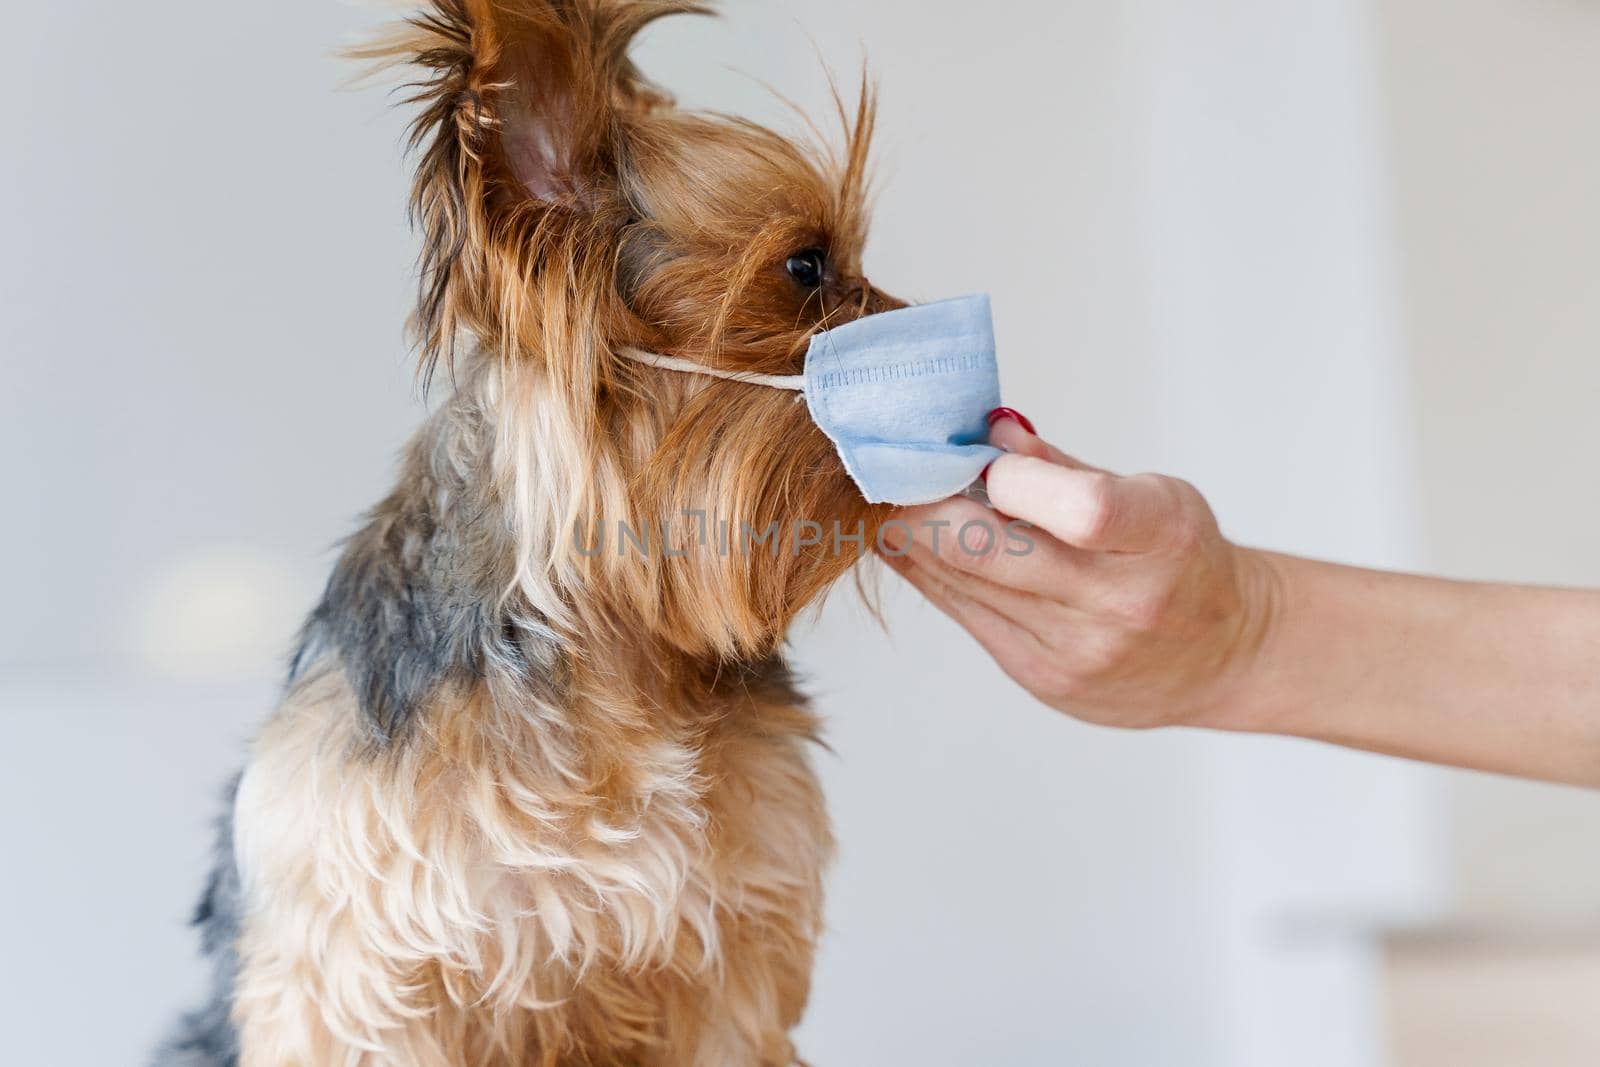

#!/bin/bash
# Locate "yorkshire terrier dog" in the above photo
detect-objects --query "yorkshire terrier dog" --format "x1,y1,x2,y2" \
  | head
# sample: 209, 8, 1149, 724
158, 1, 902, 1065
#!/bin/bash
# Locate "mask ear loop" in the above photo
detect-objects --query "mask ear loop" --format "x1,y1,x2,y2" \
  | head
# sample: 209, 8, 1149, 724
617, 347, 807, 398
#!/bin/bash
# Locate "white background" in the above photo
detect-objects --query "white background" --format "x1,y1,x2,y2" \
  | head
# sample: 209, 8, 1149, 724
5, 2, 1600, 1065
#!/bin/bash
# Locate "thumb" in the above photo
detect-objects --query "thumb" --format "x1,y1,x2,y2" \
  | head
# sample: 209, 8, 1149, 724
985, 455, 1194, 554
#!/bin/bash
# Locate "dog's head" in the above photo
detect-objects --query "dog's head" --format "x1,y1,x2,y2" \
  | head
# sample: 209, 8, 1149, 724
369, 1, 899, 661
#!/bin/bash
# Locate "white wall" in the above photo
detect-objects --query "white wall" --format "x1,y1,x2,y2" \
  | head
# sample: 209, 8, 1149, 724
1376, 0, 1600, 925
1, 0, 419, 681
4, 2, 1440, 1065
1139, 2, 1448, 1064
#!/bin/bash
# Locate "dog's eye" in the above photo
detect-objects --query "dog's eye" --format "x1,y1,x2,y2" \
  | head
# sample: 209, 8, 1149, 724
785, 248, 827, 289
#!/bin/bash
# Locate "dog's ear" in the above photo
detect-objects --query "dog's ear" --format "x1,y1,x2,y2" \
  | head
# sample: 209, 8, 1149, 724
479, 0, 703, 202
358, 0, 707, 383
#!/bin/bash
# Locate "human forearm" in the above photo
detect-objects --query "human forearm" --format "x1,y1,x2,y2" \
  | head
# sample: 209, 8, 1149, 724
1221, 551, 1600, 786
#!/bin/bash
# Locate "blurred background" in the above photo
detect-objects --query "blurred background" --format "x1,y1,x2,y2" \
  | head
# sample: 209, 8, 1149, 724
5, 0, 1600, 1063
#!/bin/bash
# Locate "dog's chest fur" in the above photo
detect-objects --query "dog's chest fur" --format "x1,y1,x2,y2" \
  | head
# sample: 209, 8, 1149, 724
222, 665, 831, 1066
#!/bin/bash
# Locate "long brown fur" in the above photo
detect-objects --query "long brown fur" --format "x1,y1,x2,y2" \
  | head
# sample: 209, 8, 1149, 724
217, 2, 903, 1064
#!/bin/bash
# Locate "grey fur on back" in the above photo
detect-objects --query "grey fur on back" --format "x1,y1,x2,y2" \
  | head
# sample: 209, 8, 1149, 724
151, 778, 242, 1067
288, 372, 559, 743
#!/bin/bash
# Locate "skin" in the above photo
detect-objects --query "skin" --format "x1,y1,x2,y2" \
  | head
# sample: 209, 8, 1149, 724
884, 414, 1600, 789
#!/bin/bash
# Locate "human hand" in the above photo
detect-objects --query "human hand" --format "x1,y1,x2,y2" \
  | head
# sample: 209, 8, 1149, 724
881, 410, 1277, 730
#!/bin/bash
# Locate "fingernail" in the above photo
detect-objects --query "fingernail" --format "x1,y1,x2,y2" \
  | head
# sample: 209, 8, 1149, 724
980, 461, 994, 484
987, 407, 1036, 435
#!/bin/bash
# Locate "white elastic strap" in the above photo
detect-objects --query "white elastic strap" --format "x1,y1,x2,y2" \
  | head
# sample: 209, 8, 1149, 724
617, 347, 805, 392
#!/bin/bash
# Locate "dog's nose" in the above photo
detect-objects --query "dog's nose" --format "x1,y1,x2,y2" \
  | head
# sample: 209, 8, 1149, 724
862, 284, 908, 315
836, 280, 906, 318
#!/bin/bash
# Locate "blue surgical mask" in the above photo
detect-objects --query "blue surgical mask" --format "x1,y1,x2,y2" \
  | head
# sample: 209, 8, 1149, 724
620, 294, 1003, 506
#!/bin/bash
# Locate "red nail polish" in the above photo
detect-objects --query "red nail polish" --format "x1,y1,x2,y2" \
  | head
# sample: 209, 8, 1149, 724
980, 461, 994, 484
986, 407, 1035, 435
